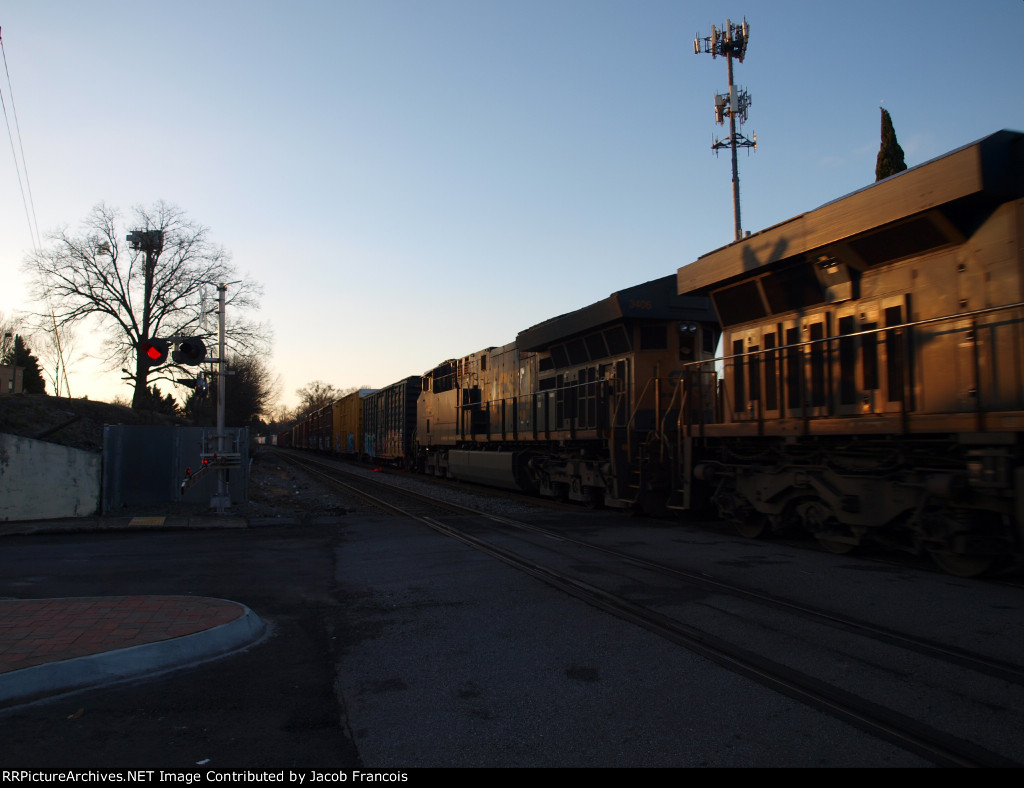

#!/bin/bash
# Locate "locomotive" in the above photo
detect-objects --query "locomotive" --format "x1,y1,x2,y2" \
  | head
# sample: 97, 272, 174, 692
674, 129, 1024, 576
415, 275, 718, 508
285, 130, 1023, 576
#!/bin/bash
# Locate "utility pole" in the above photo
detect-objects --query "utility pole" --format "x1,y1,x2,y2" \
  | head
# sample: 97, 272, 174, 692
126, 229, 164, 407
212, 282, 230, 513
694, 18, 756, 241
180, 283, 232, 512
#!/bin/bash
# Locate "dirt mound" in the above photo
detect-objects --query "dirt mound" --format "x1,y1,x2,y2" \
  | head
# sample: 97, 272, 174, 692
0, 394, 186, 453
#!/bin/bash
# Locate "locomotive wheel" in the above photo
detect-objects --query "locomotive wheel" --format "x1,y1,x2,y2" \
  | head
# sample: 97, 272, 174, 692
928, 550, 994, 578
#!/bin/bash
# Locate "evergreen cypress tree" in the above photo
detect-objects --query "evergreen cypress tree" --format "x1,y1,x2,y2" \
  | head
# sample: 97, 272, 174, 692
135, 384, 180, 415
875, 107, 907, 181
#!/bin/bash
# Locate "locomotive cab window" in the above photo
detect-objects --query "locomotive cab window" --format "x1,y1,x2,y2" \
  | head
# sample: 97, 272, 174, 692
585, 332, 609, 361
640, 325, 667, 350
604, 325, 631, 355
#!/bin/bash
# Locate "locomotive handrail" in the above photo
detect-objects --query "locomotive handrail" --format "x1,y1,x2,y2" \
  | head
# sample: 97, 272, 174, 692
677, 300, 1024, 368
625, 377, 655, 462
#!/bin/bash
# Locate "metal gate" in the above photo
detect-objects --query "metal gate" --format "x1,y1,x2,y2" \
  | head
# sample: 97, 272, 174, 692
102, 425, 249, 512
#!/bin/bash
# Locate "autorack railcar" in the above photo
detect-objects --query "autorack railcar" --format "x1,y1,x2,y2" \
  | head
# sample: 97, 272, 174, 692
672, 129, 1024, 576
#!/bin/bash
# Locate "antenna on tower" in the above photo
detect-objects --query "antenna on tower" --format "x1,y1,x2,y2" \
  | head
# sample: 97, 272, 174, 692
694, 17, 757, 241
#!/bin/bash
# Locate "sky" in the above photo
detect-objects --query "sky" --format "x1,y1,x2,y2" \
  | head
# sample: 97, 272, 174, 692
2, 0, 1023, 412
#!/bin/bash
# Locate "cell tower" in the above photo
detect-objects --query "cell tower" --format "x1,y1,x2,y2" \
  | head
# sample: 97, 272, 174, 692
694, 18, 757, 241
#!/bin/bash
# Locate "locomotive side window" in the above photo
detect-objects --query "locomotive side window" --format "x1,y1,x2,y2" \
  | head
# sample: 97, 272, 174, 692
809, 321, 826, 408
748, 344, 761, 404
764, 332, 778, 412
785, 327, 801, 411
732, 339, 745, 416
555, 374, 566, 426
838, 315, 857, 405
885, 305, 905, 403
862, 322, 879, 391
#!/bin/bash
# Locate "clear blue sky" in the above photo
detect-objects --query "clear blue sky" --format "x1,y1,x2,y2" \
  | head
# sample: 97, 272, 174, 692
2, 1, 1022, 410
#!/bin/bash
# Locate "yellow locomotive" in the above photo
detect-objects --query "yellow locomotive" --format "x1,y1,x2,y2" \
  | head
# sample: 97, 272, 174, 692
675, 130, 1024, 576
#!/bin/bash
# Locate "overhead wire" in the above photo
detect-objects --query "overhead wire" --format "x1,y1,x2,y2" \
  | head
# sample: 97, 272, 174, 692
0, 26, 71, 396
0, 26, 41, 251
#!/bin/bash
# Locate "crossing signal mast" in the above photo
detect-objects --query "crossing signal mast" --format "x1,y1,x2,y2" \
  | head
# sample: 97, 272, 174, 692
135, 284, 238, 513
694, 17, 757, 241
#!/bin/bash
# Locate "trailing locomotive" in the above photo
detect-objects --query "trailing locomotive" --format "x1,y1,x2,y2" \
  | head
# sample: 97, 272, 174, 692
416, 275, 719, 508
673, 129, 1024, 576
282, 129, 1023, 576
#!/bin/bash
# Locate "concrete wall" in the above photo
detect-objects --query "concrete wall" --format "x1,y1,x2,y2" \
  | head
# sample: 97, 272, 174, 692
0, 433, 101, 521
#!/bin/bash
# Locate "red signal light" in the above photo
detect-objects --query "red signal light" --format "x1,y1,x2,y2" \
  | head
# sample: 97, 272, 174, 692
138, 338, 169, 367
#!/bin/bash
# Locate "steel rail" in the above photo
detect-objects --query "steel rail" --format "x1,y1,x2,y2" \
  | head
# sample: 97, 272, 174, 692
274, 449, 1021, 767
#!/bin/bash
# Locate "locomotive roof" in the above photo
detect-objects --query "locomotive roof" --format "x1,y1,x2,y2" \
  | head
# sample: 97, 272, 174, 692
677, 128, 1024, 295
517, 274, 716, 352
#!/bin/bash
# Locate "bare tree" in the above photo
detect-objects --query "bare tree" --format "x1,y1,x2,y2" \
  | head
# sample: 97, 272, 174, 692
35, 317, 78, 397
295, 380, 342, 419
23, 201, 270, 408
184, 354, 280, 427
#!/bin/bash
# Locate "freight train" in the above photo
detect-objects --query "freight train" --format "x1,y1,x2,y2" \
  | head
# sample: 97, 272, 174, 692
283, 130, 1024, 576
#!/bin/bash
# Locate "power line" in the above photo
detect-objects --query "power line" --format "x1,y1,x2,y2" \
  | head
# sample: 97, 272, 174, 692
0, 27, 71, 397
0, 26, 41, 251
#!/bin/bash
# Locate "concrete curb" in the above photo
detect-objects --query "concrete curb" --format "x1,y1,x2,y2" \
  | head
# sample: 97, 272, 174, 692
0, 601, 266, 706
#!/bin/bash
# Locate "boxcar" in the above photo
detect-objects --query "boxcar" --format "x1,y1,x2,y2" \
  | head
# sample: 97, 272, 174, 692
308, 403, 334, 451
363, 377, 422, 467
332, 388, 376, 457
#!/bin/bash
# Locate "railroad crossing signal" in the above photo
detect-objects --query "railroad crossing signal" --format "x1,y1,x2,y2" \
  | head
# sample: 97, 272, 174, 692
138, 338, 169, 367
139, 336, 208, 367
172, 337, 207, 365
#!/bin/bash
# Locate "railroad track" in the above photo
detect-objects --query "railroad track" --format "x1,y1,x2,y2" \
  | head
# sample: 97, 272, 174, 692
275, 448, 1024, 767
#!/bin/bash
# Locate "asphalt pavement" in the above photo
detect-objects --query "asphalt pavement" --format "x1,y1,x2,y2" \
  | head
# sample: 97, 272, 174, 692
0, 517, 263, 706
0, 516, 361, 768
0, 509, 961, 768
